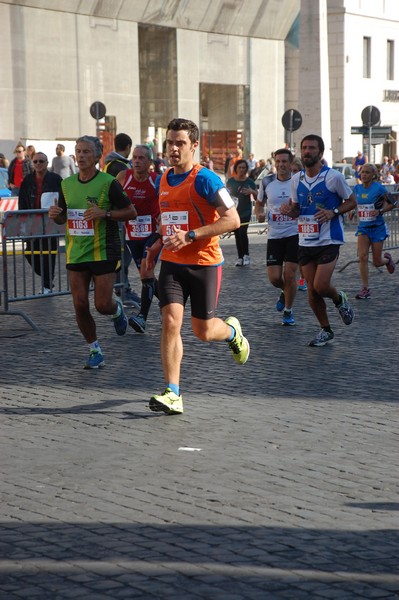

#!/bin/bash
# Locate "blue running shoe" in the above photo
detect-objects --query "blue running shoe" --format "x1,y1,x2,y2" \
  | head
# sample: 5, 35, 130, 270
336, 291, 354, 325
276, 290, 285, 312
297, 279, 307, 291
112, 297, 128, 335
84, 350, 105, 369
128, 313, 146, 333
282, 309, 296, 326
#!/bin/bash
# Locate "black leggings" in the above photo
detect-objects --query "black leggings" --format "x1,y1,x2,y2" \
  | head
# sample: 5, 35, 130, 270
234, 224, 249, 258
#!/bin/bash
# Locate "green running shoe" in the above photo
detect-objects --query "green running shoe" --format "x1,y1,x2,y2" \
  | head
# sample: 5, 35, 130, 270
225, 316, 250, 365
149, 388, 183, 415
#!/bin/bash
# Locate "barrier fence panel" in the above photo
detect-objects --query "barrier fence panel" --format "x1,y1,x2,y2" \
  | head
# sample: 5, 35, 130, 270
1, 209, 128, 330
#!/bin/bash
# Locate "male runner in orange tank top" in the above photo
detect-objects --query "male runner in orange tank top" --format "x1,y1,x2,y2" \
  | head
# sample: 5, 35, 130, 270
146, 118, 250, 415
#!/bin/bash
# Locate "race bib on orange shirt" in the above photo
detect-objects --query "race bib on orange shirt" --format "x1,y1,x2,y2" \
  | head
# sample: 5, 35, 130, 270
161, 211, 189, 241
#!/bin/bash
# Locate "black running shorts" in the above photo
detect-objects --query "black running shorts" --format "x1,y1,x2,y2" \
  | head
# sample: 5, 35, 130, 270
158, 261, 222, 320
266, 234, 299, 266
298, 244, 340, 266
66, 259, 120, 275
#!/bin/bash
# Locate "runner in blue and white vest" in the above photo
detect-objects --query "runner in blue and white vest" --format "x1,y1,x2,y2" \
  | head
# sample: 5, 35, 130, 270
280, 134, 357, 347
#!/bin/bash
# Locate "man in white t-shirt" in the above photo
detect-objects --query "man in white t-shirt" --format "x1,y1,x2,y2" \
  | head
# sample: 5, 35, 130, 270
256, 148, 298, 326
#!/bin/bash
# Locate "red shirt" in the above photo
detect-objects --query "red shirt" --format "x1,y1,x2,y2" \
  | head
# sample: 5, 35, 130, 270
13, 160, 24, 188
121, 170, 159, 241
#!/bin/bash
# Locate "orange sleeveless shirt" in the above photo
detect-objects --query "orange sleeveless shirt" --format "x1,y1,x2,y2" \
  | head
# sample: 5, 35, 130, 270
159, 164, 223, 266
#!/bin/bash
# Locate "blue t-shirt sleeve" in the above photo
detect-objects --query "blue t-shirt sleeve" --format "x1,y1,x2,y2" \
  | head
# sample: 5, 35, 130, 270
155, 174, 162, 195
194, 168, 225, 203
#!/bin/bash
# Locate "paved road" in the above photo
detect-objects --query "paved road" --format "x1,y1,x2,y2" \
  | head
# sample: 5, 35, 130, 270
1, 230, 398, 599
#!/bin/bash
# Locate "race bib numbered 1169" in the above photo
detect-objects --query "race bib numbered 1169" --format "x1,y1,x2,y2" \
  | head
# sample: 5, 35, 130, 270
161, 211, 189, 240
298, 216, 320, 241
358, 203, 375, 222
67, 209, 94, 236
125, 215, 152, 240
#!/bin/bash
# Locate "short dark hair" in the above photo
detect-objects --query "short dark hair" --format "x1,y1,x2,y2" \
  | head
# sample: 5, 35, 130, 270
167, 118, 199, 144
114, 133, 132, 152
274, 148, 293, 161
233, 159, 249, 174
300, 134, 325, 153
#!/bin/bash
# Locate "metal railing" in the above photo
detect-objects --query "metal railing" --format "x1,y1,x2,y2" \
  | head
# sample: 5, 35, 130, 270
0, 209, 128, 330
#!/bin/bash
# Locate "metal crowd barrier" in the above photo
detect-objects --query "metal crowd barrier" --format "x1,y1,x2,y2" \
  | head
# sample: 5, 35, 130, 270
220, 201, 268, 239
0, 209, 128, 330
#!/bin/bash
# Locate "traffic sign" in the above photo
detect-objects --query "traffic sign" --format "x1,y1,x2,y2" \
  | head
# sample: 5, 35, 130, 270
90, 101, 106, 120
361, 105, 380, 127
351, 126, 392, 136
282, 109, 302, 132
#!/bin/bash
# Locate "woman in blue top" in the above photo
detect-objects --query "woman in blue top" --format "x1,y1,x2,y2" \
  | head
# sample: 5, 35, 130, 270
353, 163, 396, 299
226, 159, 257, 266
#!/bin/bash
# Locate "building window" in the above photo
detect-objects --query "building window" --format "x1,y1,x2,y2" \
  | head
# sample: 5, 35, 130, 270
138, 24, 177, 143
363, 37, 371, 78
387, 40, 395, 80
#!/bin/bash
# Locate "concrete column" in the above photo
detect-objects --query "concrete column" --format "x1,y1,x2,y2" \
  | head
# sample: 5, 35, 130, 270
298, 0, 332, 165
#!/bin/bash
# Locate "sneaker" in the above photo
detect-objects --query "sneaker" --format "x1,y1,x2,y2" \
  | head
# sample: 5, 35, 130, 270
43, 287, 52, 295
297, 279, 307, 291
276, 290, 285, 312
112, 297, 128, 335
384, 252, 395, 274
128, 313, 146, 333
282, 309, 296, 326
308, 329, 335, 347
149, 388, 183, 415
235, 258, 243, 267
336, 291, 354, 325
225, 316, 250, 365
84, 350, 105, 369
243, 254, 250, 266
355, 287, 371, 299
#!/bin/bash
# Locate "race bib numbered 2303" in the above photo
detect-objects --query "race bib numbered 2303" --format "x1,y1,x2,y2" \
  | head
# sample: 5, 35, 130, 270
125, 215, 152, 240
161, 211, 189, 241
298, 216, 320, 241
67, 209, 94, 236
270, 206, 293, 224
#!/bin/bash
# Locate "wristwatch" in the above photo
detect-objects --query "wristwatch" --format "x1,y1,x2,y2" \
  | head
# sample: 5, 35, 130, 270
105, 210, 112, 219
187, 230, 196, 242
333, 208, 340, 216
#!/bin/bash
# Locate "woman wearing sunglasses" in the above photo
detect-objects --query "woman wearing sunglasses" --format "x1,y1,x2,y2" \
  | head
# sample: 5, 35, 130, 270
18, 152, 62, 293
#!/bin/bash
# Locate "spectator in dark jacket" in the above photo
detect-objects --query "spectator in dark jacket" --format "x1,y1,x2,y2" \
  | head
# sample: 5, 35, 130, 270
19, 152, 62, 293
103, 133, 132, 177
8, 143, 34, 195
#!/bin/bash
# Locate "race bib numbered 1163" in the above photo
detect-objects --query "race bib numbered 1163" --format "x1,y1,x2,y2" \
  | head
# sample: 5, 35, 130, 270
67, 208, 94, 236
298, 216, 320, 241
125, 215, 152, 240
161, 211, 189, 241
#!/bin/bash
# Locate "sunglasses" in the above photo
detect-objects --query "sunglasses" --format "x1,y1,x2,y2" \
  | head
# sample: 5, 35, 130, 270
33, 159, 46, 164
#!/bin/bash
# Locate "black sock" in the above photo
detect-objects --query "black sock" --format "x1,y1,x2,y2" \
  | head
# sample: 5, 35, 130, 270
140, 278, 155, 319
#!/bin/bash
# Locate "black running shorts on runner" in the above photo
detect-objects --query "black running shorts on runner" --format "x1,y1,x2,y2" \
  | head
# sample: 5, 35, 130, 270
266, 234, 299, 266
158, 261, 222, 320
67, 259, 120, 275
298, 244, 340, 266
